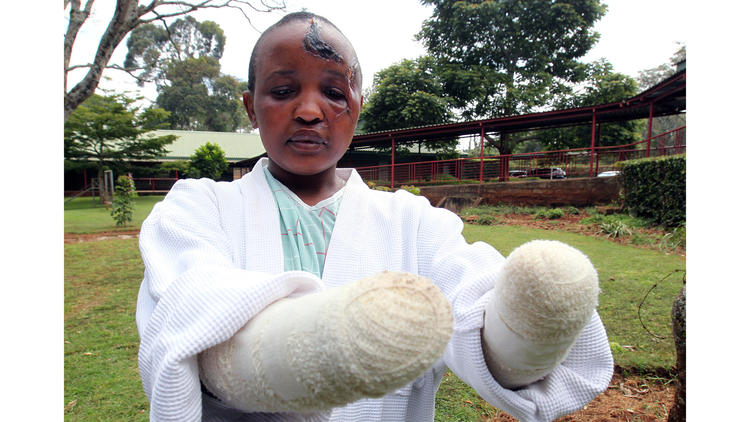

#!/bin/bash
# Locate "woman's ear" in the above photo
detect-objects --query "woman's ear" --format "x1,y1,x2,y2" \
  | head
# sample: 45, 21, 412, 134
242, 91, 258, 129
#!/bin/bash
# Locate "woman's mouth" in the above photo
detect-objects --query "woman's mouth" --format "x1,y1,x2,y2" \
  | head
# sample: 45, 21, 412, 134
287, 131, 327, 152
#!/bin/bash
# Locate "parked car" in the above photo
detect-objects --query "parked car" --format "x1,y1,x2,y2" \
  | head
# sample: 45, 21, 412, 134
597, 170, 621, 177
529, 167, 566, 179
509, 170, 527, 178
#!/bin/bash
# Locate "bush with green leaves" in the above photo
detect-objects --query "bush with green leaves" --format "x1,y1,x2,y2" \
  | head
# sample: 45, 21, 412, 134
110, 175, 138, 227
618, 154, 685, 227
476, 214, 498, 225
564, 206, 580, 216
187, 142, 228, 180
597, 219, 632, 238
399, 185, 421, 195
534, 208, 565, 220
659, 225, 686, 251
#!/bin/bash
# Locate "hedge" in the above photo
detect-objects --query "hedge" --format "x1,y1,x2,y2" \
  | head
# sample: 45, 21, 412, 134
617, 154, 685, 227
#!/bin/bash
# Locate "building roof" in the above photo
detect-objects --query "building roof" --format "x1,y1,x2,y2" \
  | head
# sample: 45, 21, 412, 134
350, 68, 686, 149
149, 129, 266, 162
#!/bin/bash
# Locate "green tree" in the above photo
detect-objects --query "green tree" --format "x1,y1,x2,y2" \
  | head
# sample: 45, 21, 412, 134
360, 56, 458, 155
154, 56, 248, 131
537, 60, 645, 150
124, 15, 226, 85
187, 142, 229, 180
64, 93, 177, 202
126, 16, 249, 132
418, 0, 606, 153
64, 0, 285, 121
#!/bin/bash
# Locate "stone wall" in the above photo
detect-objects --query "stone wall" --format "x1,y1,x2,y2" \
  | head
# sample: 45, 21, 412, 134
418, 176, 623, 211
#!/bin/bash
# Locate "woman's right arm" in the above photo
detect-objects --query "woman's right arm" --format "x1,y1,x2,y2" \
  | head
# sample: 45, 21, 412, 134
136, 178, 322, 422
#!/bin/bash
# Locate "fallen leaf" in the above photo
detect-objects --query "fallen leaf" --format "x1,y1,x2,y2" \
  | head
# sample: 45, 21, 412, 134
65, 399, 78, 412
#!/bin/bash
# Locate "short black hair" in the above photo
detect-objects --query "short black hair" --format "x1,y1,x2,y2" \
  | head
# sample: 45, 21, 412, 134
246, 11, 361, 92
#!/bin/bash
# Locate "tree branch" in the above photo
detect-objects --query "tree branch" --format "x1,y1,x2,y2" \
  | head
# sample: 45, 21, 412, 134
157, 16, 183, 61
65, 0, 287, 122
64, 0, 96, 91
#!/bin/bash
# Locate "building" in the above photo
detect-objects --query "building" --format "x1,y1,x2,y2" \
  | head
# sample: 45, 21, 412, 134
64, 129, 265, 195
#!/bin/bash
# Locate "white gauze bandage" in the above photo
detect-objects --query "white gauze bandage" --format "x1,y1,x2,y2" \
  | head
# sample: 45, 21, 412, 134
482, 240, 600, 389
198, 271, 453, 413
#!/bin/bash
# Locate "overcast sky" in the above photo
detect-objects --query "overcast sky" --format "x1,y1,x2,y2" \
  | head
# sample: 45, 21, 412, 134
67, 0, 688, 104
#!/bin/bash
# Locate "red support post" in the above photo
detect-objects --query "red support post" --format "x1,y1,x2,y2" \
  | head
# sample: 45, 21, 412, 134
479, 126, 485, 183
391, 135, 396, 189
595, 123, 601, 175
589, 109, 597, 177
646, 102, 654, 157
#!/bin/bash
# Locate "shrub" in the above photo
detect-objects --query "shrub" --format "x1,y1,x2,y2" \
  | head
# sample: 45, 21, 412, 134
584, 206, 600, 216
534, 208, 565, 220
110, 175, 138, 227
565, 206, 580, 216
598, 219, 632, 238
400, 185, 421, 195
367, 181, 393, 191
515, 205, 542, 215
476, 214, 497, 225
187, 142, 228, 180
619, 154, 685, 227
659, 225, 686, 252
548, 208, 565, 219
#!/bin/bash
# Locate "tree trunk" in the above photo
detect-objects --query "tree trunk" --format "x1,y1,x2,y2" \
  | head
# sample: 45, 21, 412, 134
97, 165, 113, 205
667, 286, 686, 422
499, 132, 510, 155
64, 0, 140, 122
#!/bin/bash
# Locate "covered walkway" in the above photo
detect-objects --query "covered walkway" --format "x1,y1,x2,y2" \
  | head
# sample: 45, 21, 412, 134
351, 67, 686, 186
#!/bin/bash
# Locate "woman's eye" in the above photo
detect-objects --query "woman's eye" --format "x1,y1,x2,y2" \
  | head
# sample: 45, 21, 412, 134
325, 88, 346, 100
271, 87, 293, 97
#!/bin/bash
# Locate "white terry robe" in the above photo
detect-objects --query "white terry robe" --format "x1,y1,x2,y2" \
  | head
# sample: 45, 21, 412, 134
136, 158, 614, 422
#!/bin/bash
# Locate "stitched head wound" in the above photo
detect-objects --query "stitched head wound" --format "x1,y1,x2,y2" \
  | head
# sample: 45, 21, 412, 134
303, 18, 345, 64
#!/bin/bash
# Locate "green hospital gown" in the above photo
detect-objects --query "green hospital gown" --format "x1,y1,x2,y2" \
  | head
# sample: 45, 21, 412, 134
263, 167, 343, 278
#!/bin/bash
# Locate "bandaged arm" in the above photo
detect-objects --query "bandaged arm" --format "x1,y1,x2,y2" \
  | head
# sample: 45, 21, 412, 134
411, 198, 612, 422
136, 179, 326, 422
481, 240, 600, 389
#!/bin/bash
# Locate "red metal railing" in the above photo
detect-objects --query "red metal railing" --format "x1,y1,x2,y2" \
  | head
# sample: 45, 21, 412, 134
356, 126, 685, 187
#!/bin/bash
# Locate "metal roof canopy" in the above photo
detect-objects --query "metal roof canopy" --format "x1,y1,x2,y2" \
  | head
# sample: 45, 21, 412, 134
350, 69, 686, 150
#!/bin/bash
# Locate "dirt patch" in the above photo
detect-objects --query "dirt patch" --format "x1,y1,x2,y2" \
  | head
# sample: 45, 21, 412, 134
64, 230, 140, 244
487, 371, 676, 422
464, 212, 685, 257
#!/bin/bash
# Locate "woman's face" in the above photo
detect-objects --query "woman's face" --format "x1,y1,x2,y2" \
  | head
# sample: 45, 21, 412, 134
243, 20, 363, 179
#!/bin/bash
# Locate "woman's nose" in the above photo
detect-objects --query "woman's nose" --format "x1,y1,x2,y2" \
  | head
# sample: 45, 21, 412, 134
294, 92, 324, 124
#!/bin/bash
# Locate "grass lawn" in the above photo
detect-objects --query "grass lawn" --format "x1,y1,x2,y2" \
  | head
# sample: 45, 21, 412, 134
64, 238, 148, 421
462, 224, 685, 372
64, 195, 165, 233
64, 218, 684, 420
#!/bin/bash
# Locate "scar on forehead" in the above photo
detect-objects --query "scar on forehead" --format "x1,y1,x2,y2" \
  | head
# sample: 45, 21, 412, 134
303, 18, 359, 84
303, 18, 344, 63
